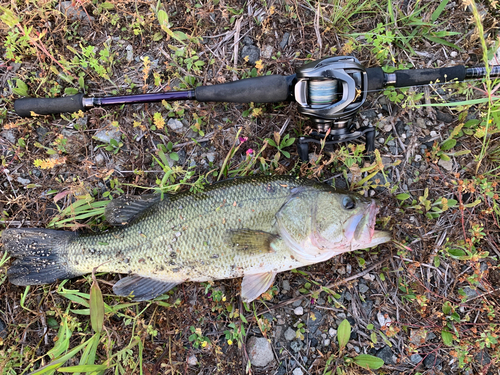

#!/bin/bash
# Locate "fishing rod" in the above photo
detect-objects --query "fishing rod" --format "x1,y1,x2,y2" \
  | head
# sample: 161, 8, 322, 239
13, 56, 500, 161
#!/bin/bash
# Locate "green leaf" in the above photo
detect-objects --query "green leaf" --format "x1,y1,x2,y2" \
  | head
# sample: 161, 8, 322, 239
337, 319, 351, 350
58, 364, 108, 372
64, 87, 79, 95
370, 332, 378, 343
13, 79, 29, 96
173, 31, 189, 41
157, 10, 169, 27
441, 330, 453, 346
89, 278, 104, 333
353, 354, 384, 370
448, 248, 466, 258
266, 138, 277, 148
396, 193, 410, 200
431, 0, 450, 22
170, 152, 179, 161
425, 35, 461, 51
442, 301, 452, 315
100, 2, 114, 9
440, 139, 456, 151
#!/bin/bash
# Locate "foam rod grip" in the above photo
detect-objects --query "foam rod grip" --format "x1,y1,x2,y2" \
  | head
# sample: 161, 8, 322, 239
394, 66, 466, 87
14, 94, 85, 117
195, 75, 290, 103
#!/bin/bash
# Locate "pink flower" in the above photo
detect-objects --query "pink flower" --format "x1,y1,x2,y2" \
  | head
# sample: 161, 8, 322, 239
246, 148, 254, 156
239, 136, 248, 144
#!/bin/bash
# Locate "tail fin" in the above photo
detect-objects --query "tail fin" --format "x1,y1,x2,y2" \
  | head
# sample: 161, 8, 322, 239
2, 228, 81, 286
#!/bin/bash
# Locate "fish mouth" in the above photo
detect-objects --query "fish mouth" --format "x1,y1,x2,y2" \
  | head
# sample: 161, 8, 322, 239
343, 200, 386, 245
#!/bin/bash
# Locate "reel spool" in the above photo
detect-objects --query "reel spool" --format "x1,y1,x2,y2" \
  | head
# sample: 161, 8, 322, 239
294, 56, 374, 160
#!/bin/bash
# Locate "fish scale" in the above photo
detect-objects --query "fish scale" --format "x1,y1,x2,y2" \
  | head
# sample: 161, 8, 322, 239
4, 176, 391, 302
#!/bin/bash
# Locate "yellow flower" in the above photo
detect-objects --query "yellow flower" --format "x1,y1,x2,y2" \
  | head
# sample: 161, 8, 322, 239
227, 339, 233, 346
201, 340, 208, 348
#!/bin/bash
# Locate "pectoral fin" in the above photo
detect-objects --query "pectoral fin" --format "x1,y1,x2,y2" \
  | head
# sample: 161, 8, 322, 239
113, 275, 178, 301
105, 194, 162, 226
228, 229, 279, 254
241, 272, 276, 302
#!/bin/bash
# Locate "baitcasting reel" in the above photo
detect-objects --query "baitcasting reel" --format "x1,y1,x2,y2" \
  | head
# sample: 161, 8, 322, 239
293, 56, 373, 161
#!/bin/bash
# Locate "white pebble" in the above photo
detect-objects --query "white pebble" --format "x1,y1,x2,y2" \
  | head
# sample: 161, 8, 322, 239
293, 368, 304, 375
323, 339, 331, 346
294, 306, 304, 316
329, 328, 337, 337
187, 355, 198, 366
415, 154, 422, 162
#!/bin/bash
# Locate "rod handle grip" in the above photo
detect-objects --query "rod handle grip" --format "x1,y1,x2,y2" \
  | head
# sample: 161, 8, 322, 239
393, 66, 466, 87
195, 75, 291, 103
14, 94, 85, 117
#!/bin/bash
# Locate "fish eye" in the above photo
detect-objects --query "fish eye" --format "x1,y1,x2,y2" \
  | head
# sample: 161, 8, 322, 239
342, 196, 356, 210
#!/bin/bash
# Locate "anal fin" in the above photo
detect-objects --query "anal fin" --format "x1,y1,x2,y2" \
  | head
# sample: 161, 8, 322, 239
241, 272, 276, 302
228, 229, 279, 254
113, 275, 178, 301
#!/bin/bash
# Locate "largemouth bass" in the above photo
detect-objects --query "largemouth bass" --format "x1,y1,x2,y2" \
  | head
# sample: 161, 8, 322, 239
3, 176, 390, 302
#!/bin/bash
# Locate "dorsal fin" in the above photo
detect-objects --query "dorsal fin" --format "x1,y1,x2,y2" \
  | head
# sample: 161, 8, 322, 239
104, 194, 162, 226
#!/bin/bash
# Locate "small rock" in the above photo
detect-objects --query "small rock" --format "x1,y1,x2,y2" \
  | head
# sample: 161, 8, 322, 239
1, 130, 16, 144
16, 177, 31, 185
328, 328, 336, 337
206, 152, 216, 163
167, 118, 185, 132
451, 51, 458, 58
94, 153, 105, 167
186, 354, 198, 366
247, 336, 274, 367
58, 1, 95, 23
376, 345, 396, 365
290, 340, 303, 353
346, 264, 352, 274
426, 332, 437, 341
94, 127, 122, 144
436, 110, 454, 123
416, 118, 426, 129
126, 45, 134, 63
430, 130, 438, 137
423, 353, 442, 369
284, 327, 296, 341
280, 32, 290, 49
337, 313, 347, 320
307, 310, 323, 334
261, 45, 274, 59
36, 127, 48, 142
240, 41, 260, 65
386, 139, 395, 147
292, 299, 302, 307
294, 306, 304, 316
438, 158, 453, 172
337, 266, 346, 275
414, 154, 422, 162
410, 353, 423, 364
378, 137, 385, 144
323, 339, 330, 346
363, 273, 375, 282
282, 280, 290, 292
292, 368, 303, 375
359, 284, 369, 294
